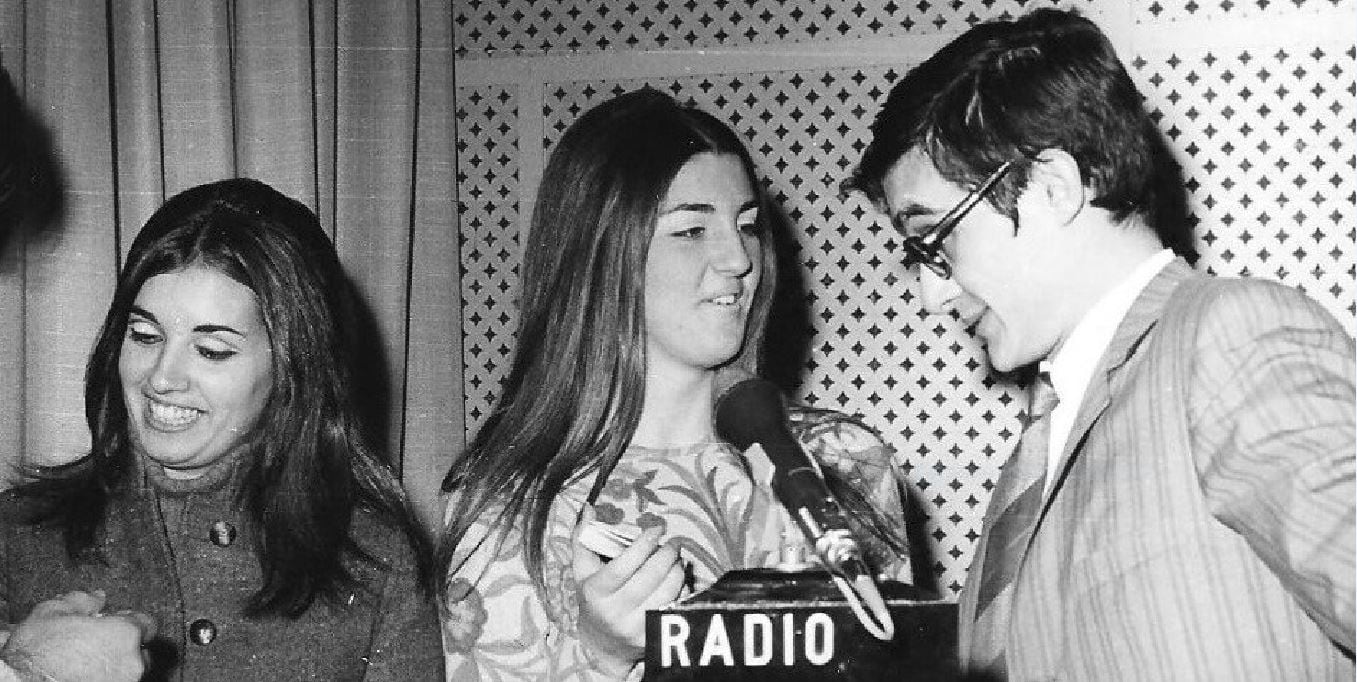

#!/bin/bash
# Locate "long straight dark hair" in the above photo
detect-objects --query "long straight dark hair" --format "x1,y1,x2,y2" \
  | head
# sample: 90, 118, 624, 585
439, 89, 908, 598
20, 178, 431, 618
438, 89, 779, 594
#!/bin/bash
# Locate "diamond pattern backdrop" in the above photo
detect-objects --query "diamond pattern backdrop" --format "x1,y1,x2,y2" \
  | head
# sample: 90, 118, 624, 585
454, 2, 1357, 597
1138, 0, 1353, 24
453, 0, 1107, 58
455, 85, 522, 431
1134, 45, 1357, 319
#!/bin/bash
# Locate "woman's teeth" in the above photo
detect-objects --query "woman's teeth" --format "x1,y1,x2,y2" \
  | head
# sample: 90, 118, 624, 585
709, 294, 737, 306
149, 401, 200, 427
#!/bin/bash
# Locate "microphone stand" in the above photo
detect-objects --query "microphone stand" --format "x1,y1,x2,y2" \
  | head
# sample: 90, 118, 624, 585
768, 445, 895, 642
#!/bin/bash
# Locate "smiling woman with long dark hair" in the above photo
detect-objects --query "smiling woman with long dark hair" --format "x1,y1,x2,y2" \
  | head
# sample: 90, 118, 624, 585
438, 88, 910, 681
0, 178, 443, 681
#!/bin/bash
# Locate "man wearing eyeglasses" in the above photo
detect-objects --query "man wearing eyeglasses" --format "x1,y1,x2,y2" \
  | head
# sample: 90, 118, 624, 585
845, 8, 1354, 681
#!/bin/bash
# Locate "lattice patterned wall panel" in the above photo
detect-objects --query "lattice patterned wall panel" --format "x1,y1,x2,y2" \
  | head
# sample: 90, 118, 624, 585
457, 85, 523, 438
456, 2, 1357, 597
542, 71, 1029, 595
1132, 43, 1357, 324
453, 0, 1097, 59
1137, 0, 1354, 25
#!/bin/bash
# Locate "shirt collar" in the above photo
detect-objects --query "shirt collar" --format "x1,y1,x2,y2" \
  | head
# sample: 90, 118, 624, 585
1041, 249, 1176, 404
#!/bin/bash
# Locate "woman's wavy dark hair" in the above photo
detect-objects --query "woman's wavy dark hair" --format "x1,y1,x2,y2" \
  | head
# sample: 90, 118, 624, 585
20, 177, 431, 618
439, 88, 906, 598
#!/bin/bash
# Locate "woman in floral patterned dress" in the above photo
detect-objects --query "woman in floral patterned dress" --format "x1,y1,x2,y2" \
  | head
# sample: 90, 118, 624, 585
437, 88, 911, 681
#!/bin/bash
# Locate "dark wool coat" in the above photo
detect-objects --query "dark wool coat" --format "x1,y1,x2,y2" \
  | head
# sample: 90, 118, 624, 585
0, 469, 443, 681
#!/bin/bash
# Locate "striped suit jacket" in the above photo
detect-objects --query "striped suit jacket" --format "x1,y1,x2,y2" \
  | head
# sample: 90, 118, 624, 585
958, 260, 1356, 680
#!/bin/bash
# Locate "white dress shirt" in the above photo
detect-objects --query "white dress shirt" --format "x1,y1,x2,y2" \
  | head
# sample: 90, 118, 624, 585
1039, 249, 1175, 494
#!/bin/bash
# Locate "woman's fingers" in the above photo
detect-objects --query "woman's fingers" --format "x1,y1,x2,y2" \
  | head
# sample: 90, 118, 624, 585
639, 556, 688, 612
585, 525, 665, 594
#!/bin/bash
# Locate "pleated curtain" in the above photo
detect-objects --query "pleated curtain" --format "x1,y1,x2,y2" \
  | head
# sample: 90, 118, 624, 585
0, 0, 462, 528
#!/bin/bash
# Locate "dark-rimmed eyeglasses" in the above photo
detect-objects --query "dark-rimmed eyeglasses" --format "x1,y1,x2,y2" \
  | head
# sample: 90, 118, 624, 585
898, 160, 1017, 279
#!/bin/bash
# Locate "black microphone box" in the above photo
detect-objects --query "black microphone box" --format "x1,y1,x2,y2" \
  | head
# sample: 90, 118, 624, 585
643, 569, 959, 681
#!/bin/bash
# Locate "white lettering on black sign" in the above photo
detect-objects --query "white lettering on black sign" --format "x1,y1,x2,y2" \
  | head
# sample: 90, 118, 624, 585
657, 612, 836, 668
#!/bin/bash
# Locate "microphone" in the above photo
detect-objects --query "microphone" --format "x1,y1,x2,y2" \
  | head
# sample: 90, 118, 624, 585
713, 369, 896, 642
713, 370, 871, 581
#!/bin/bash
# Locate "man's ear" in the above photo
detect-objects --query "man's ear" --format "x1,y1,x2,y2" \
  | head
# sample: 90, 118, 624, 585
1023, 148, 1086, 226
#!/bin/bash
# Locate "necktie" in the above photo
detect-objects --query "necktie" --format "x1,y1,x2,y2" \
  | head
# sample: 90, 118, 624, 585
968, 372, 1060, 667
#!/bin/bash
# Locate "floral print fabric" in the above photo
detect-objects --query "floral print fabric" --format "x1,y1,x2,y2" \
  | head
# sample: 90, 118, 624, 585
440, 407, 908, 681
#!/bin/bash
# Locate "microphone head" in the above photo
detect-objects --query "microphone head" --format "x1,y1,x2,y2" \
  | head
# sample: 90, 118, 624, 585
712, 368, 787, 451
712, 366, 756, 406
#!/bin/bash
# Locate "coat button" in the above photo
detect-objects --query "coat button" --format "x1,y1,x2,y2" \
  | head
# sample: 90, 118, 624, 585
189, 618, 217, 645
209, 521, 236, 547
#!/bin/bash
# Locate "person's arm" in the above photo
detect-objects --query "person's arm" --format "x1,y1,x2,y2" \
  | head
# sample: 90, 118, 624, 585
566, 505, 683, 680
0, 591, 155, 682
441, 496, 679, 682
440, 496, 555, 682
1188, 282, 1356, 650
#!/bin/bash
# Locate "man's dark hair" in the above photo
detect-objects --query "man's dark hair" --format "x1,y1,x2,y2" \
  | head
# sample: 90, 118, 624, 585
846, 8, 1195, 261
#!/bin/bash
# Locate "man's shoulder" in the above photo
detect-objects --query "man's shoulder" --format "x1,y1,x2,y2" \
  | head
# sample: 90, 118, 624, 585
1170, 273, 1347, 334
1182, 271, 1306, 299
1144, 273, 1356, 384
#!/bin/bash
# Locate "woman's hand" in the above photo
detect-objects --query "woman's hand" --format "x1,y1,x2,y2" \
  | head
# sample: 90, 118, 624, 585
571, 505, 685, 678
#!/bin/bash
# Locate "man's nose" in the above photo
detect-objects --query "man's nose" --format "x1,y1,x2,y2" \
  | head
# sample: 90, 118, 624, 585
918, 267, 963, 315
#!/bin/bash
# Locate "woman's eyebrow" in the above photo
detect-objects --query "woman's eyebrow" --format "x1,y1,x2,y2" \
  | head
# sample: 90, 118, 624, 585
128, 306, 246, 337
659, 202, 717, 215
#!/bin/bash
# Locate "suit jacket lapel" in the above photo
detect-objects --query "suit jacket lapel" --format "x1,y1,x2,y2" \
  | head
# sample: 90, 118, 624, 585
1031, 260, 1199, 528
961, 259, 1199, 657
